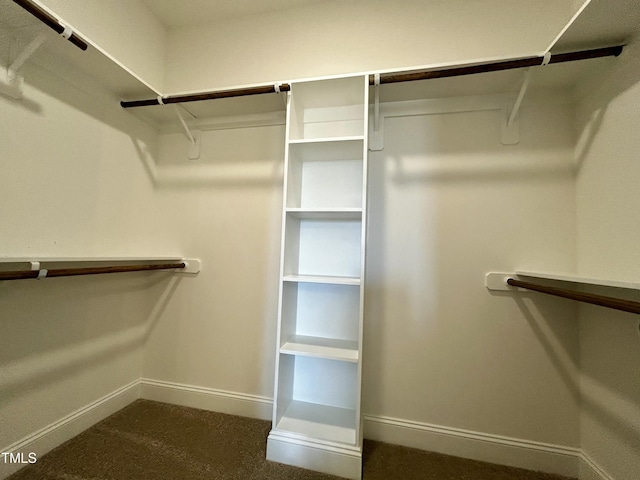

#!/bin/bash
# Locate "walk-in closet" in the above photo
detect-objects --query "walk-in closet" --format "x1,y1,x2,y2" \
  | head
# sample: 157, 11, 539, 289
1, 1, 639, 479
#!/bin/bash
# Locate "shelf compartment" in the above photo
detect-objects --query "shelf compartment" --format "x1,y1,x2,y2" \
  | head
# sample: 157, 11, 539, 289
281, 281, 360, 344
288, 76, 366, 140
283, 216, 362, 278
276, 400, 357, 445
275, 355, 358, 444
286, 139, 364, 209
281, 335, 359, 362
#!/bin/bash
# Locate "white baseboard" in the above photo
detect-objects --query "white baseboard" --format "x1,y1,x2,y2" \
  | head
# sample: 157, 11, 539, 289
578, 451, 613, 480
2, 377, 613, 480
140, 378, 273, 421
363, 414, 581, 478
267, 430, 362, 480
0, 380, 140, 480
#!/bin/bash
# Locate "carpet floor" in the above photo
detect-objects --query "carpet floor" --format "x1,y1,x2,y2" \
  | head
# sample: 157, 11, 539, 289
8, 400, 575, 480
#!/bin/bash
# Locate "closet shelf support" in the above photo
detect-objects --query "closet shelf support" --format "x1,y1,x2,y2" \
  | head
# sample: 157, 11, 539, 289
507, 68, 532, 128
0, 33, 46, 100
172, 105, 201, 159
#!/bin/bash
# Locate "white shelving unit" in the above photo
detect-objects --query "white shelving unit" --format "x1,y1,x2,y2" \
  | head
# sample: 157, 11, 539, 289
267, 75, 369, 479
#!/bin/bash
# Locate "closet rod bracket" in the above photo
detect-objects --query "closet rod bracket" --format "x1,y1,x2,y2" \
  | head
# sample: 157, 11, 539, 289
501, 67, 532, 145
180, 258, 201, 274
369, 73, 384, 151
1, 33, 46, 100
172, 104, 201, 160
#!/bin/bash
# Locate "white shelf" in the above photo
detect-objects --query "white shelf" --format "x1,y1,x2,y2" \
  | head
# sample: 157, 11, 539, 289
276, 400, 357, 445
0, 0, 158, 101
281, 335, 359, 362
289, 136, 365, 145
516, 271, 640, 291
283, 274, 361, 286
0, 257, 201, 275
286, 208, 362, 220
0, 256, 183, 264
270, 75, 367, 477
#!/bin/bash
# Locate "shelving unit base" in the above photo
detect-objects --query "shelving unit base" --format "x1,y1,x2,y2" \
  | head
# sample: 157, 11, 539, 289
266, 431, 362, 480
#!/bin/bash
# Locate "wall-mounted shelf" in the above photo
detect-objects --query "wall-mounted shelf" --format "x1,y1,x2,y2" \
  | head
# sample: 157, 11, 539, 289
0, 257, 201, 280
485, 271, 640, 315
516, 271, 640, 291
0, 0, 158, 101
280, 335, 359, 362
486, 271, 640, 292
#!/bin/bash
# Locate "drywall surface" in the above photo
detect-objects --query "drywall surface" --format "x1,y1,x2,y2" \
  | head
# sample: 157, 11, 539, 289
574, 42, 640, 480
36, 0, 167, 92
141, 126, 284, 402
163, 0, 585, 93
364, 101, 579, 448
0, 52, 171, 475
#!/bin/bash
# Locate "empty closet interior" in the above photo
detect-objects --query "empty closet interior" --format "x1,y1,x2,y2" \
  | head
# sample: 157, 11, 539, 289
1, 0, 640, 479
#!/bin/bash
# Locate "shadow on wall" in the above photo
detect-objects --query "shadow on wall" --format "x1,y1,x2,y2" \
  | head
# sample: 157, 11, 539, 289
2, 37, 286, 193
511, 295, 581, 402
578, 304, 640, 462
514, 296, 640, 455
574, 38, 640, 173
376, 111, 576, 186
0, 272, 181, 409
129, 125, 285, 190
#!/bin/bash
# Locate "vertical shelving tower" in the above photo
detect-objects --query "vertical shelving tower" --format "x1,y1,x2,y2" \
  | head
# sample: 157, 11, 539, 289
266, 75, 369, 479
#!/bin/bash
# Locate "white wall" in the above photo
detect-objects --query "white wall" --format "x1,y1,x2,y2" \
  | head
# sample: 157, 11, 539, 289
141, 126, 284, 399
364, 100, 579, 447
163, 0, 586, 93
9, 1, 639, 478
0, 44, 171, 478
36, 0, 168, 92
575, 41, 640, 480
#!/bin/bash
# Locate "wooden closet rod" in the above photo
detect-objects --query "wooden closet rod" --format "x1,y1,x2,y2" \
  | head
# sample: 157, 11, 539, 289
506, 278, 640, 315
0, 262, 186, 281
371, 45, 623, 84
13, 0, 88, 51
121, 84, 292, 108
120, 45, 622, 109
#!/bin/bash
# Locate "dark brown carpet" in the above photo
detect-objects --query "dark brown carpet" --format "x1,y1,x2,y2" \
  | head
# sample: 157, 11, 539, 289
8, 400, 575, 480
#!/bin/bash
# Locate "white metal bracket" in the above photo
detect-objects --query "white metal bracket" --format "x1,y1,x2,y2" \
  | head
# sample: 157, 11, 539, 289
501, 67, 532, 145
485, 272, 522, 291
30, 260, 48, 279
180, 258, 201, 274
274, 83, 288, 108
1, 34, 46, 100
369, 73, 384, 151
173, 104, 201, 160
